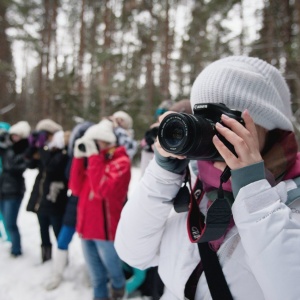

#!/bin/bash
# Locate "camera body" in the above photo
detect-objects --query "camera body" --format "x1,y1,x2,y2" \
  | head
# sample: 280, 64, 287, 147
77, 140, 99, 153
0, 131, 11, 149
158, 103, 244, 161
78, 143, 86, 152
144, 126, 159, 152
0, 131, 9, 143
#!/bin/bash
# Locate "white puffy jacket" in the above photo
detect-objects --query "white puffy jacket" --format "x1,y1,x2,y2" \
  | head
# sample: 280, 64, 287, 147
115, 159, 300, 300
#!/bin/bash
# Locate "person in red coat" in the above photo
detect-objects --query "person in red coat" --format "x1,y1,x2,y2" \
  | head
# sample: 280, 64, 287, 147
69, 119, 131, 300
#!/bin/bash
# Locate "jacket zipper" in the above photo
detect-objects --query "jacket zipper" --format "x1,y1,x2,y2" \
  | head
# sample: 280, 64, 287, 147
102, 200, 109, 240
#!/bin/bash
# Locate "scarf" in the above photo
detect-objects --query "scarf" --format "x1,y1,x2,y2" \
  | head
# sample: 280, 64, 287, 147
197, 130, 300, 250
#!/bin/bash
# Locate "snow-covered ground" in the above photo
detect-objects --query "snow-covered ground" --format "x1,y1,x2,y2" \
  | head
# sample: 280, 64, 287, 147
0, 167, 143, 300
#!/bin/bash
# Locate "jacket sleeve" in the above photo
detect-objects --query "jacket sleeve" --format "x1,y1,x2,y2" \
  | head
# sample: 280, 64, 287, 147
69, 157, 86, 196
6, 153, 28, 174
232, 168, 300, 300
115, 159, 184, 269
87, 154, 131, 202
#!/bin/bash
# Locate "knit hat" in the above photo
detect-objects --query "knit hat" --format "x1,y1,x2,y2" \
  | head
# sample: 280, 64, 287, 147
84, 119, 117, 144
9, 121, 31, 139
190, 56, 293, 132
36, 119, 62, 133
113, 111, 133, 129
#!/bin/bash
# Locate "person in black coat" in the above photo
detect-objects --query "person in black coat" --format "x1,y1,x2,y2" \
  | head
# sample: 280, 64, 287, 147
45, 121, 93, 290
26, 119, 69, 263
0, 121, 31, 257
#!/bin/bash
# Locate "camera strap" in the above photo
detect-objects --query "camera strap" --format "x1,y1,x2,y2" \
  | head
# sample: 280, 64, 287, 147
185, 166, 233, 300
187, 166, 232, 243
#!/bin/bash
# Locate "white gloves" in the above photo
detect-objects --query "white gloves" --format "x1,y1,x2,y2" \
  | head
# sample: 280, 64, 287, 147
73, 137, 99, 158
46, 182, 65, 203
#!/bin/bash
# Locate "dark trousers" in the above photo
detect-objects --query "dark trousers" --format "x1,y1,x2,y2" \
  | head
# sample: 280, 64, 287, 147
37, 213, 63, 246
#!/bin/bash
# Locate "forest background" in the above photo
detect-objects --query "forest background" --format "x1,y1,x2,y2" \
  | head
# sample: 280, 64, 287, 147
1, 0, 300, 146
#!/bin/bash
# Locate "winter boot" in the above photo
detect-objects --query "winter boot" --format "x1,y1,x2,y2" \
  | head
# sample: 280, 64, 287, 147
41, 245, 52, 263
45, 249, 68, 290
111, 286, 126, 300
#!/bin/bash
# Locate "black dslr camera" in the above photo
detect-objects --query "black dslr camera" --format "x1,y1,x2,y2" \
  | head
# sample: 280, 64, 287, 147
157, 103, 244, 161
0, 131, 9, 143
0, 131, 11, 149
77, 141, 99, 153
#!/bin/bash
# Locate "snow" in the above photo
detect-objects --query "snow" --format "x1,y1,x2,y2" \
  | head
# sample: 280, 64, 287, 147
0, 167, 143, 300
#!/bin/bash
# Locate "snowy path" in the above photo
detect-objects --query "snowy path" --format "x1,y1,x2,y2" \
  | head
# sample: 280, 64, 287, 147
0, 167, 143, 300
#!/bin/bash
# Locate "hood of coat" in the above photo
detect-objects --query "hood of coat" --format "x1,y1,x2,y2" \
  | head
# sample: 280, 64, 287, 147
9, 121, 31, 139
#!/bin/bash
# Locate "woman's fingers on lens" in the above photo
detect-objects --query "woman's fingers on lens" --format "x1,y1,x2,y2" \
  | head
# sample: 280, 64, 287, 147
212, 135, 237, 168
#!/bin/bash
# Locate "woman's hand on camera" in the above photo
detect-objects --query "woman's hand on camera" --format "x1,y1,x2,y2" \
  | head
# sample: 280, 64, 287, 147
154, 112, 186, 160
213, 109, 264, 170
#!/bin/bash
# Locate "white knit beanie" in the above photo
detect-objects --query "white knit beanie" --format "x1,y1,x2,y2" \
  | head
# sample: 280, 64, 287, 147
36, 119, 62, 133
84, 119, 117, 144
190, 56, 293, 132
113, 111, 133, 130
9, 121, 31, 139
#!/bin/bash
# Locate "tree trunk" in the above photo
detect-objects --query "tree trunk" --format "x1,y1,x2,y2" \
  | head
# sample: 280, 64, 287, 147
77, 0, 86, 108
0, 1, 15, 122
160, 0, 171, 99
100, 0, 112, 118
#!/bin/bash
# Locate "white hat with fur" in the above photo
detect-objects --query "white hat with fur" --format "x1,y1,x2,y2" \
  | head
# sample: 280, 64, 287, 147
36, 119, 62, 133
113, 111, 133, 130
84, 119, 117, 144
9, 121, 31, 139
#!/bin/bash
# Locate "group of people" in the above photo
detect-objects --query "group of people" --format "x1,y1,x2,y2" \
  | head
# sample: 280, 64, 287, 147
1, 55, 300, 300
0, 111, 144, 300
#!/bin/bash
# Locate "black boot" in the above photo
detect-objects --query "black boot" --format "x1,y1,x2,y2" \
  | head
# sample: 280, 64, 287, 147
41, 245, 52, 263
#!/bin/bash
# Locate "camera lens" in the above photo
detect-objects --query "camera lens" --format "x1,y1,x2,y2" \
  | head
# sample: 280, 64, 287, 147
163, 120, 185, 148
78, 143, 86, 152
158, 113, 218, 160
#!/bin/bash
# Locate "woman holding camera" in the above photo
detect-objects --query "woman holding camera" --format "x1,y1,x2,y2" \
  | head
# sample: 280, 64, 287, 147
115, 56, 300, 300
69, 119, 131, 300
0, 121, 31, 257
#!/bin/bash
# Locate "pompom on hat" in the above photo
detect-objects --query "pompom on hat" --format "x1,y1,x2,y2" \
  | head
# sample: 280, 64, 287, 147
9, 121, 31, 139
84, 119, 117, 144
190, 56, 294, 132
36, 119, 62, 134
